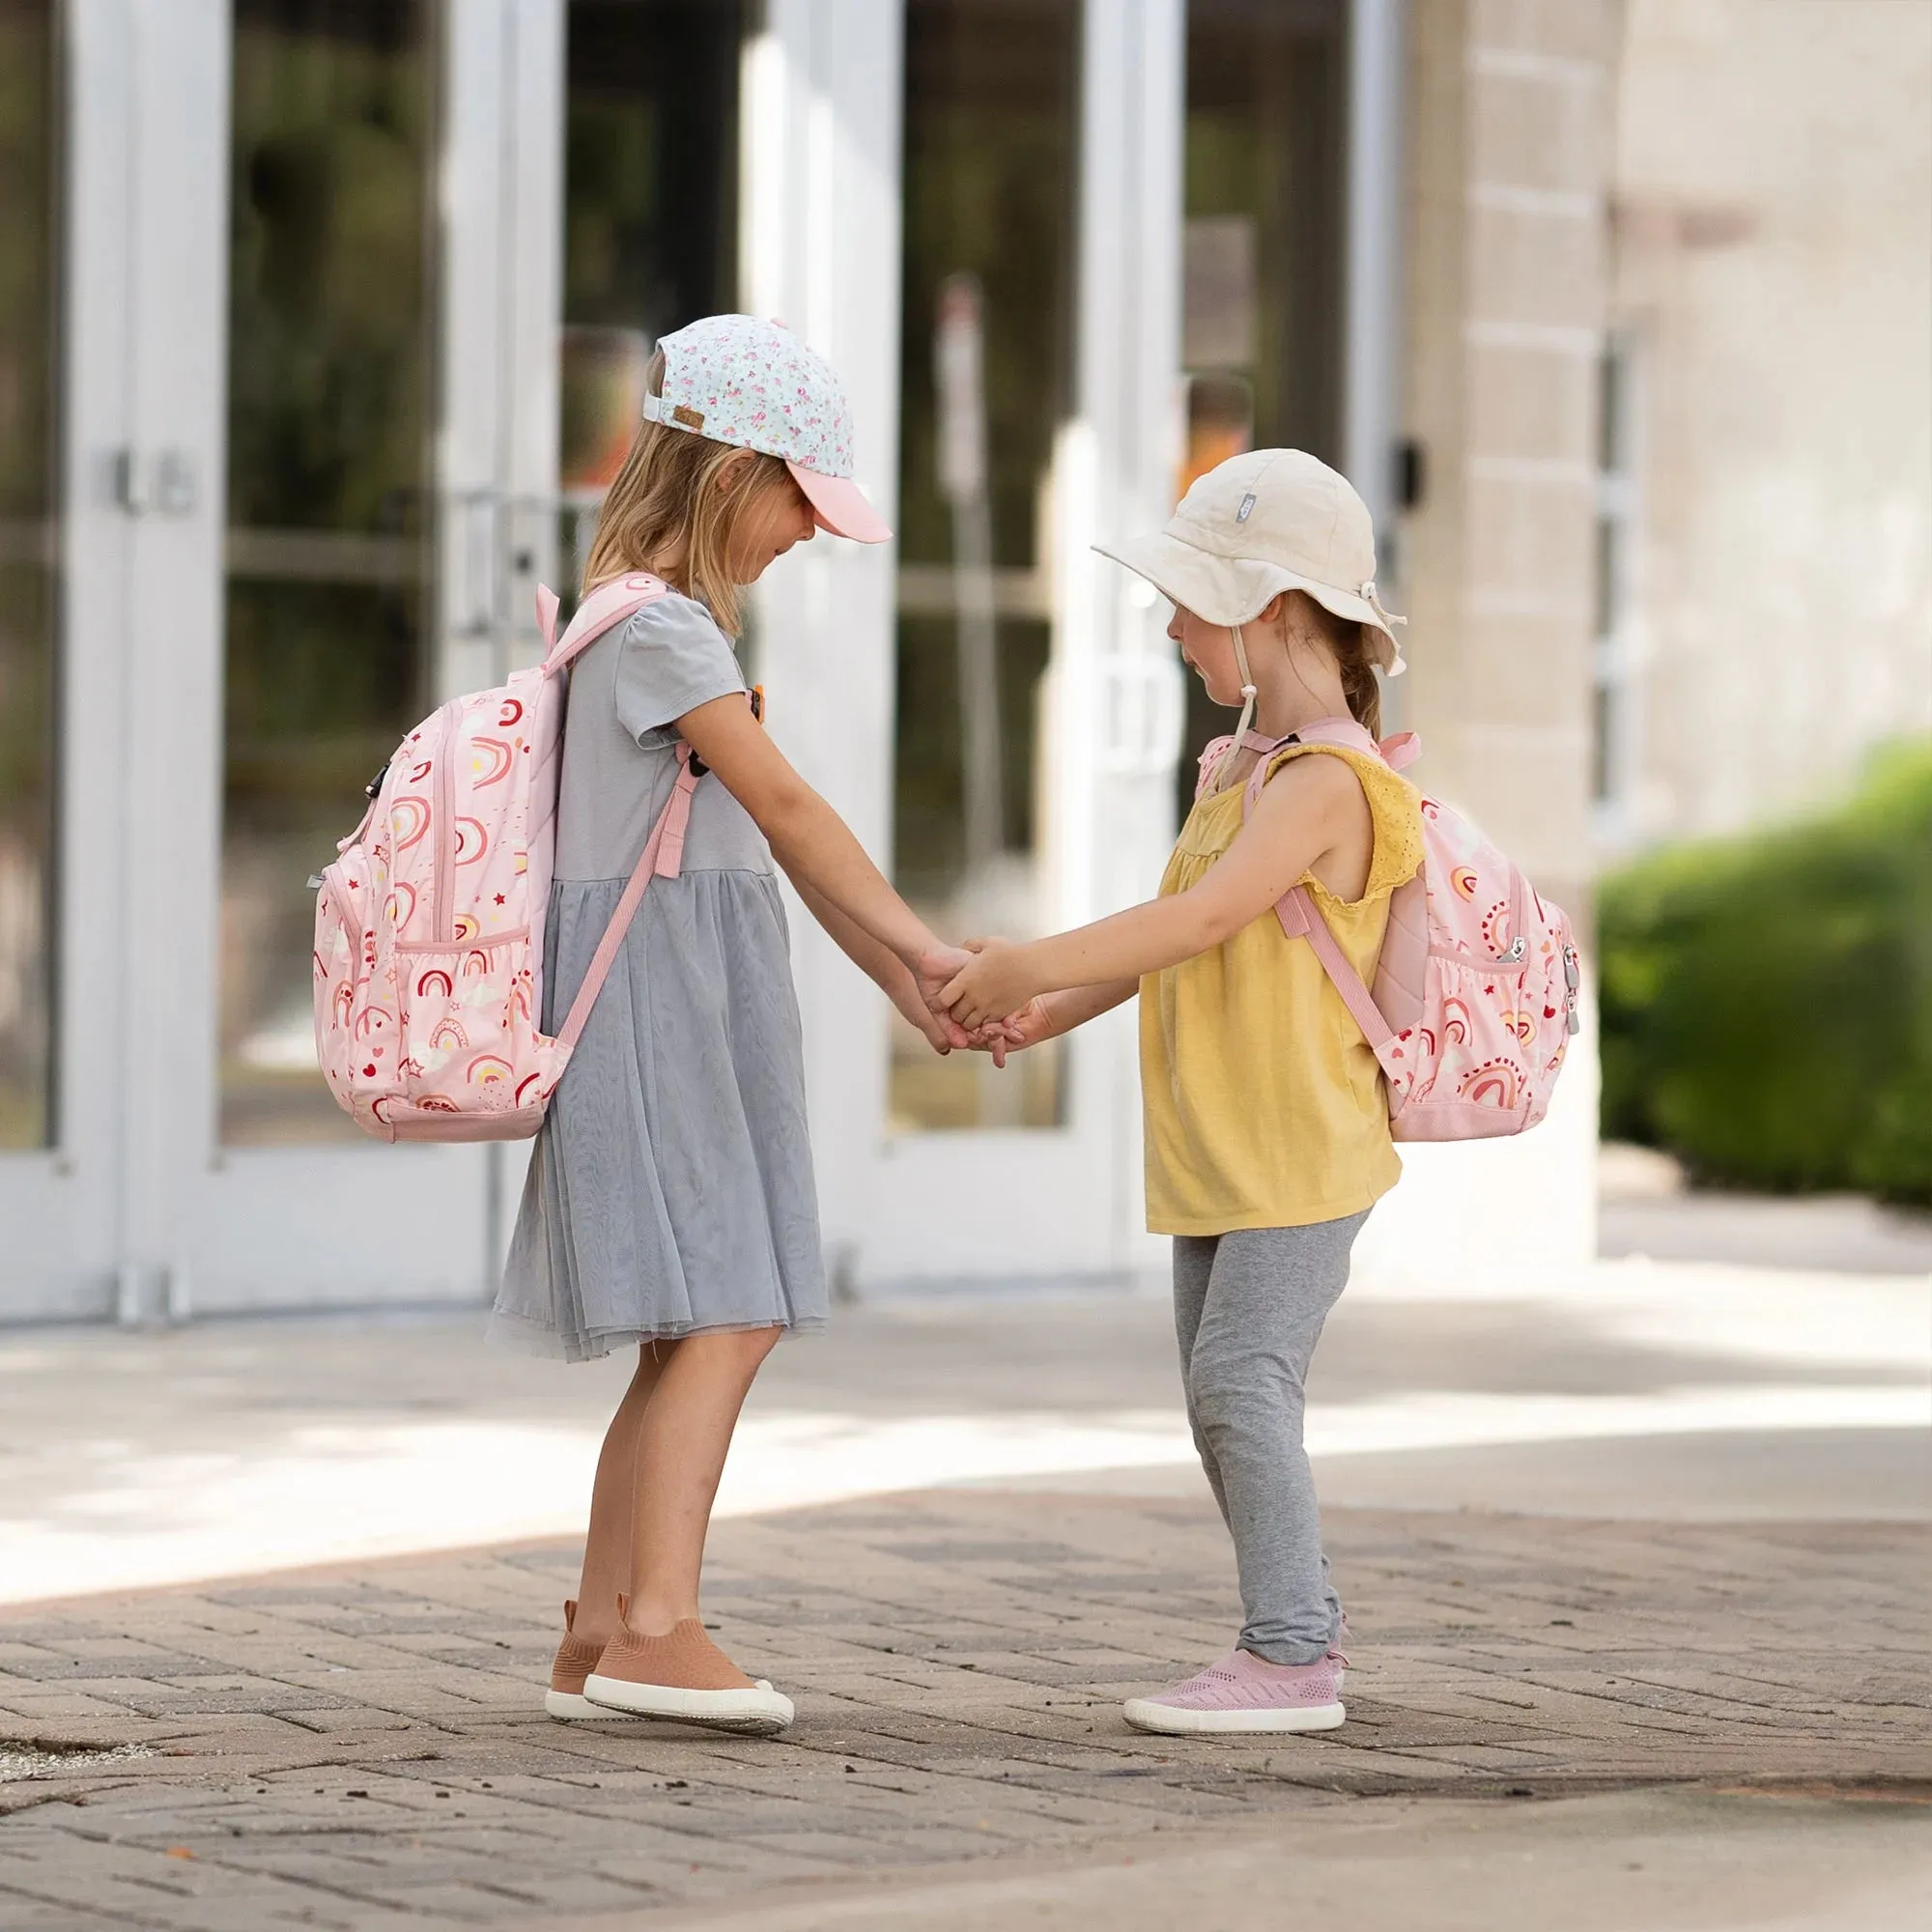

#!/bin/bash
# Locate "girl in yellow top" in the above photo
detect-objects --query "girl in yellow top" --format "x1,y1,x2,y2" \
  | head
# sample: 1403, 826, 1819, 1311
942, 449, 1423, 1738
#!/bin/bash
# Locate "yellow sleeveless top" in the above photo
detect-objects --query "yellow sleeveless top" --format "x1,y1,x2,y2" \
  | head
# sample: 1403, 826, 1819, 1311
1139, 744, 1426, 1235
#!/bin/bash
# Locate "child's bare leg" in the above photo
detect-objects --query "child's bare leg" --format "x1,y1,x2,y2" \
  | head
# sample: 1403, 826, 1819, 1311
571, 1345, 668, 1646
624, 1326, 781, 1636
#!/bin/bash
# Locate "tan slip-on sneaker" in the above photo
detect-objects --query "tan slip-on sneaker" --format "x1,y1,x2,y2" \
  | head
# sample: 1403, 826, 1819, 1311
545, 1598, 640, 1721
584, 1601, 793, 1736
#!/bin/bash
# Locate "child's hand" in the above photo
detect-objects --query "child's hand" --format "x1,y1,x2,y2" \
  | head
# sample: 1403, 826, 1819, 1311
995, 998, 1055, 1054
952, 1007, 1035, 1067
940, 939, 1039, 1033
910, 943, 978, 1051
903, 1000, 965, 1056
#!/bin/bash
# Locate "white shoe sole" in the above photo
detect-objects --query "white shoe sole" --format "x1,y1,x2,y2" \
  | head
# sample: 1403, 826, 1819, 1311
583, 1670, 794, 1735
1122, 1695, 1346, 1737
545, 1688, 645, 1722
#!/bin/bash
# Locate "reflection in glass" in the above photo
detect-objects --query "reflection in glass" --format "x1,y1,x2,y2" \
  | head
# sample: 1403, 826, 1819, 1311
556, 1, 745, 611
0, 2, 58, 1149
1180, 0, 1348, 819
893, 0, 1077, 1132
221, 1, 436, 1144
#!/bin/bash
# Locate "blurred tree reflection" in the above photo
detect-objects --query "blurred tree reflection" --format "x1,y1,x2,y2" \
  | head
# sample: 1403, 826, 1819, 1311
0, 0, 56, 1147
895, 0, 1076, 906
221, 2, 435, 1141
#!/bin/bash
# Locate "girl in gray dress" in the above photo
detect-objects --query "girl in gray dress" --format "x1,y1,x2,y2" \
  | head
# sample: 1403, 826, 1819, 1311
495, 317, 994, 1736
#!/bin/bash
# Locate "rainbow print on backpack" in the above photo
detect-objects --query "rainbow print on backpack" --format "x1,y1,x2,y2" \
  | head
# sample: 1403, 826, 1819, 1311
312, 575, 696, 1142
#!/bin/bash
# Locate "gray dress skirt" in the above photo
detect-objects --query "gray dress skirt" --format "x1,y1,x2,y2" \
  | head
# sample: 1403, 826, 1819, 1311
492, 592, 828, 1361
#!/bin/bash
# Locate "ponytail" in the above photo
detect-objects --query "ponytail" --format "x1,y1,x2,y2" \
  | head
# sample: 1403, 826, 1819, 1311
1289, 591, 1382, 740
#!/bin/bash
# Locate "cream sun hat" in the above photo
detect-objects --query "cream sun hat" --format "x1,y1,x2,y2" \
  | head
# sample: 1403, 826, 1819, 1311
1097, 445, 1406, 670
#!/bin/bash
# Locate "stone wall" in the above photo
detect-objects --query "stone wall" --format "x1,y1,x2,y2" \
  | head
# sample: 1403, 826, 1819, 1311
1355, 0, 1623, 1287
1400, 0, 1622, 928
1610, 0, 1932, 847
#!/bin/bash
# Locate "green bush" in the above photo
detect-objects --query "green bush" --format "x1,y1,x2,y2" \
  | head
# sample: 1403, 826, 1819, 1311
1598, 740, 1932, 1207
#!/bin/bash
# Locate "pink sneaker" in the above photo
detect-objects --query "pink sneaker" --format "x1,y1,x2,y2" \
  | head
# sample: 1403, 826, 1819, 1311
1122, 1646, 1346, 1736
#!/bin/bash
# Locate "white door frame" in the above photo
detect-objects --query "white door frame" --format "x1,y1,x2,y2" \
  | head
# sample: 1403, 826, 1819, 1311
0, 0, 566, 1324
748, 0, 1184, 1288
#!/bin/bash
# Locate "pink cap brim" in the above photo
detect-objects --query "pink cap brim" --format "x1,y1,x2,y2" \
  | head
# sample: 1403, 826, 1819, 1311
788, 462, 892, 544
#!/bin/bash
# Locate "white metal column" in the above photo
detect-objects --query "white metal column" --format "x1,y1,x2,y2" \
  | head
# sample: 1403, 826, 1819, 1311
1343, 0, 1406, 546
440, 0, 565, 704
441, 0, 567, 1280
1046, 0, 1188, 1280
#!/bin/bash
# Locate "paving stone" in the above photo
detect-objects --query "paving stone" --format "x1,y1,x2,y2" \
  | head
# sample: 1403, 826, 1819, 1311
1, 1493, 1926, 1927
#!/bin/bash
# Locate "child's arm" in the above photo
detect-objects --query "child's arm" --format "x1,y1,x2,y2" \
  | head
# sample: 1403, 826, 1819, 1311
940, 754, 1360, 1030
678, 694, 967, 1021
785, 869, 975, 1053
999, 978, 1140, 1049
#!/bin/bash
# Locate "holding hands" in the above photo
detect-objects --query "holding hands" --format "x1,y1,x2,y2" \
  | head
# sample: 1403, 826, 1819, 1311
896, 938, 1059, 1065
908, 944, 1034, 1065
936, 940, 1045, 1037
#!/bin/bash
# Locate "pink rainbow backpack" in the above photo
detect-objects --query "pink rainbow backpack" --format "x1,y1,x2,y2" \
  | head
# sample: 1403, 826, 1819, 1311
1223, 717, 1581, 1140
313, 574, 696, 1142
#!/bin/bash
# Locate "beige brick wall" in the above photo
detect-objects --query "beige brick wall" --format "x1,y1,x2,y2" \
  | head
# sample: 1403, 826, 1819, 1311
1399, 0, 1623, 926
1611, 0, 1932, 845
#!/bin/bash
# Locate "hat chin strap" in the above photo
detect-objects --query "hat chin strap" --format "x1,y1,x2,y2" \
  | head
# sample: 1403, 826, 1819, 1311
1210, 622, 1259, 788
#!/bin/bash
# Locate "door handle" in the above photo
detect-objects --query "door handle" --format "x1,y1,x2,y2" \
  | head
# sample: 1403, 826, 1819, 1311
112, 448, 200, 517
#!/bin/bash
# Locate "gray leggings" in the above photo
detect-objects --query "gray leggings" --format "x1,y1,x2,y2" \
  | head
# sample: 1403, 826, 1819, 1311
1173, 1211, 1370, 1665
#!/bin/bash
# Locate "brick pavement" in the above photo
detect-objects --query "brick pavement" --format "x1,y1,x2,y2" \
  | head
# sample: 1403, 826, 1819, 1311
0, 1491, 1926, 1929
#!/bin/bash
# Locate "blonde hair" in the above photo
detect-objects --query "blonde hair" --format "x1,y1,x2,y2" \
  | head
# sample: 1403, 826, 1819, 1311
1289, 590, 1383, 740
582, 351, 796, 636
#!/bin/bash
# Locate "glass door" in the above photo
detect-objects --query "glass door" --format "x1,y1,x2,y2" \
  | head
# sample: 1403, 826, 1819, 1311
892, 0, 1079, 1133
0, 1, 575, 1323
154, 0, 568, 1313
1179, 0, 1348, 819
850, 0, 1151, 1286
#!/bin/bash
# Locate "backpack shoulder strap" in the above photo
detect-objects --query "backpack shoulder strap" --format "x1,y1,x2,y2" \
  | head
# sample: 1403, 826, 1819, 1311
537, 573, 671, 675
553, 743, 699, 1053
1273, 886, 1396, 1050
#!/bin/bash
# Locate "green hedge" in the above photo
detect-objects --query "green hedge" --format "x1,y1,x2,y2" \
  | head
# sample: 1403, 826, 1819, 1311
1598, 741, 1932, 1207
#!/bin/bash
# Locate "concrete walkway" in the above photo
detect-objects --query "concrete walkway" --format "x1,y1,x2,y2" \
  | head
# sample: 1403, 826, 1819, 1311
1, 1256, 1926, 1926
2, 1491, 1927, 1929
3, 1258, 1925, 1605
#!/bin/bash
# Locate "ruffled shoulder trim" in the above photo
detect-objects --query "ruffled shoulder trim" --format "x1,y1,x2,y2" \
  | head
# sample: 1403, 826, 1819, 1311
1264, 743, 1425, 905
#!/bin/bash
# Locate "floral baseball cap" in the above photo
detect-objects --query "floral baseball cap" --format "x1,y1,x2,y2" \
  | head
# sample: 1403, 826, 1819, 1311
641, 314, 892, 544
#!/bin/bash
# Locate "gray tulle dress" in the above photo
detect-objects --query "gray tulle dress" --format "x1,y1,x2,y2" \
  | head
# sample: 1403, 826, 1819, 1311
492, 592, 828, 1361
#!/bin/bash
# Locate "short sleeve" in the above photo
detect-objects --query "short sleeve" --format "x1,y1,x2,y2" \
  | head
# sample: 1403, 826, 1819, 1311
610, 592, 746, 745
